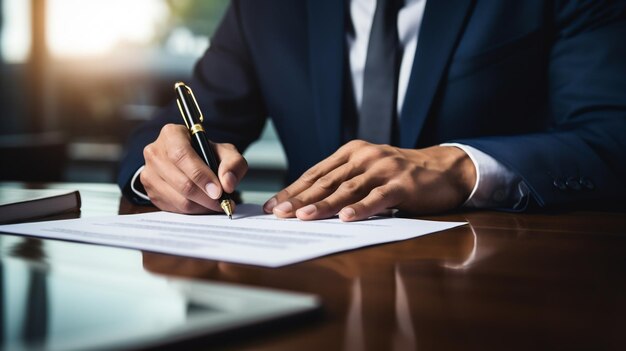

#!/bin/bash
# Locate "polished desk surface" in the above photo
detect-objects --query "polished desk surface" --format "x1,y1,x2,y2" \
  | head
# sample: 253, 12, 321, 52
1, 182, 625, 350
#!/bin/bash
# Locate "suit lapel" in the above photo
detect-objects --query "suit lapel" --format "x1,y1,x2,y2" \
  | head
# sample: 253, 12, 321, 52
399, 0, 475, 148
307, 0, 345, 156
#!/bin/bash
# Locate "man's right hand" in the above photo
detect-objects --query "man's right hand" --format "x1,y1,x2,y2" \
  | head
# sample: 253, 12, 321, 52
140, 124, 247, 214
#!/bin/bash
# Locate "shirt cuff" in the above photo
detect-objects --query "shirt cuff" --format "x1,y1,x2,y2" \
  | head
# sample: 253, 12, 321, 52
441, 143, 528, 209
131, 165, 151, 202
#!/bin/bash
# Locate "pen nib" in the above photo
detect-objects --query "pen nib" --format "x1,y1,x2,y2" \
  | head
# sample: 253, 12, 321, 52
220, 199, 234, 220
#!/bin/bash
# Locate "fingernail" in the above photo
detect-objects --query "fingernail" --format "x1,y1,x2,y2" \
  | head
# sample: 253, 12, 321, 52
340, 207, 356, 219
274, 201, 293, 214
206, 183, 221, 200
224, 171, 237, 189
263, 197, 277, 212
297, 204, 317, 216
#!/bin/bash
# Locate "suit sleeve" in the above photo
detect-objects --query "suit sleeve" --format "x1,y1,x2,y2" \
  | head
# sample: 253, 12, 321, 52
457, 1, 626, 209
117, 1, 267, 204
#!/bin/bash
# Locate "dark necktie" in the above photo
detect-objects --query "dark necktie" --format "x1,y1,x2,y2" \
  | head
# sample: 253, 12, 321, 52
358, 0, 403, 145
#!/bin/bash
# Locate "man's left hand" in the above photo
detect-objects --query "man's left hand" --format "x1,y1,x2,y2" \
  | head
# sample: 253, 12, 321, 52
263, 140, 477, 221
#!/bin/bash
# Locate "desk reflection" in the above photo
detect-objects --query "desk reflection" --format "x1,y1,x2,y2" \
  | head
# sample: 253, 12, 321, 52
0, 238, 51, 349
142, 221, 480, 351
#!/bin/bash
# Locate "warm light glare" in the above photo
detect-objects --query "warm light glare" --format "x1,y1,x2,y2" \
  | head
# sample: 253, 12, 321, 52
1, 0, 31, 63
47, 0, 169, 57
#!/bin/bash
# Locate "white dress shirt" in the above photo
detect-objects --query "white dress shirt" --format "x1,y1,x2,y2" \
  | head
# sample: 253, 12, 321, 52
133, 0, 528, 209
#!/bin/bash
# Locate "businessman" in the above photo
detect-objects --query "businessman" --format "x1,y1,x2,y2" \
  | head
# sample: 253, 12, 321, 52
119, 0, 626, 220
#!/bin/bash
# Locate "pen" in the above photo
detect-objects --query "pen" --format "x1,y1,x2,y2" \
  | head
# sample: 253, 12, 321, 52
174, 82, 235, 219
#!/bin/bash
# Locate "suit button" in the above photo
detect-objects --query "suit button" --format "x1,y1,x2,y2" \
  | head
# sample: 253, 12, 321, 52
566, 177, 581, 190
580, 177, 595, 190
553, 178, 567, 191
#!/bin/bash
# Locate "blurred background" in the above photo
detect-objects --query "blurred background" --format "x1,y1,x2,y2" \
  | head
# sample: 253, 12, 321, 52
0, 0, 286, 191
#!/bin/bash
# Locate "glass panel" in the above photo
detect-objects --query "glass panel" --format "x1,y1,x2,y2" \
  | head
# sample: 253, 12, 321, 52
0, 236, 319, 350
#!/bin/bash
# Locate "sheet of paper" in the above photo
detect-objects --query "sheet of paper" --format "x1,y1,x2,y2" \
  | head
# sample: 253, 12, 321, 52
0, 204, 466, 267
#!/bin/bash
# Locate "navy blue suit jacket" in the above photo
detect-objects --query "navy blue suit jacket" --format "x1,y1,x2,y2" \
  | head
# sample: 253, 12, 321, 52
119, 0, 626, 210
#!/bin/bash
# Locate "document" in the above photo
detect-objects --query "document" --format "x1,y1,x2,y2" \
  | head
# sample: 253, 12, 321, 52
0, 204, 465, 267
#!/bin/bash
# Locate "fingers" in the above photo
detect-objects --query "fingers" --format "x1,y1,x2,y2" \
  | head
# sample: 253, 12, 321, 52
142, 124, 247, 214
140, 168, 213, 214
293, 181, 401, 222
296, 174, 394, 220
338, 184, 403, 222
159, 124, 223, 200
263, 140, 415, 221
264, 140, 410, 221
145, 148, 222, 212
263, 149, 352, 213
263, 140, 391, 217
272, 163, 361, 218
214, 143, 248, 194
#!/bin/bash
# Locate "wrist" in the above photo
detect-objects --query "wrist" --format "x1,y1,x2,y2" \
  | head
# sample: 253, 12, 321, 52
441, 146, 477, 201
401, 146, 477, 202
416, 146, 475, 203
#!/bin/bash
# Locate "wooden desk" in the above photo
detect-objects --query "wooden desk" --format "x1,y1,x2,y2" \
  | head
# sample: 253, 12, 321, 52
2, 183, 625, 350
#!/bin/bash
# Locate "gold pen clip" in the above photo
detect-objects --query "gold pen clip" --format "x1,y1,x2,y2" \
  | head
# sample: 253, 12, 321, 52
187, 86, 204, 123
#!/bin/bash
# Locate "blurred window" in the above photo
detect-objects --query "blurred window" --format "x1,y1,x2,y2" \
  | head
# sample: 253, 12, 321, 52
0, 0, 31, 63
46, 0, 228, 59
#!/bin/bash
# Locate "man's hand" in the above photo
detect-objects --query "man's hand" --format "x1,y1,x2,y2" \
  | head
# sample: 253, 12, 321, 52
140, 124, 247, 214
263, 140, 476, 221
